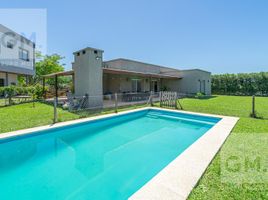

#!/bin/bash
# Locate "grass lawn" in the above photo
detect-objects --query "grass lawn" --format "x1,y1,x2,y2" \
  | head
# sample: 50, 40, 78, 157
0, 102, 147, 134
180, 96, 268, 199
180, 95, 268, 119
0, 102, 79, 133
0, 95, 267, 199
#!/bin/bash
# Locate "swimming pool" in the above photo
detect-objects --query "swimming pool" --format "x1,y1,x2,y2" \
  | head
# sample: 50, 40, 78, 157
0, 108, 221, 200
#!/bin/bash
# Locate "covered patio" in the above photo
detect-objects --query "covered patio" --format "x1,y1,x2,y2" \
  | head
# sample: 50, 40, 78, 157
42, 68, 182, 109
103, 68, 181, 94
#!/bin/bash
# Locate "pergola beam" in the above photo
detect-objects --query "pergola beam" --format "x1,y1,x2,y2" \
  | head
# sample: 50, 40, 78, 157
41, 70, 74, 102
55, 75, 58, 104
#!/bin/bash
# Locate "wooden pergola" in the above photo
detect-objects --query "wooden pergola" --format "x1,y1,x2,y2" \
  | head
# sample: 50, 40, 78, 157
42, 70, 74, 103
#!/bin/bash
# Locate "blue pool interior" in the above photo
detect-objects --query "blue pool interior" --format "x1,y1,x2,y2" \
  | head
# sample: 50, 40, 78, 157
0, 109, 221, 200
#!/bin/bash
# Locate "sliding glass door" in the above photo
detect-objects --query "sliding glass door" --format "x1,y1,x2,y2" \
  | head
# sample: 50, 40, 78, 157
131, 79, 141, 93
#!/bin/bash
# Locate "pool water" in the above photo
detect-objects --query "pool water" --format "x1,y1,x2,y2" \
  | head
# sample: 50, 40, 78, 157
0, 109, 220, 200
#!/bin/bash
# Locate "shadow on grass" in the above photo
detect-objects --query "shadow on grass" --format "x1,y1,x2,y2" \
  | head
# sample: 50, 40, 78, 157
249, 112, 268, 120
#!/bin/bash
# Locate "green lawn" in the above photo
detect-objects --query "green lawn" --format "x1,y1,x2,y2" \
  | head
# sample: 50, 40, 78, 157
0, 96, 267, 199
0, 102, 147, 134
0, 102, 79, 133
180, 95, 268, 119
180, 96, 268, 200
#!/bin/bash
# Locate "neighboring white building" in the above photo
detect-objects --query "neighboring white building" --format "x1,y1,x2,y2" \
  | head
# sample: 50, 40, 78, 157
0, 24, 35, 86
71, 47, 211, 98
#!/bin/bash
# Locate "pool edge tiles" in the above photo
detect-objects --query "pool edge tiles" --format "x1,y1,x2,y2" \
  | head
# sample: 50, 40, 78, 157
129, 108, 239, 200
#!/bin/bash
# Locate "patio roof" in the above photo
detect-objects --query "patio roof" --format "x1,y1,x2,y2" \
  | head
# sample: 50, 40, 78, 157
42, 70, 74, 78
103, 68, 182, 79
42, 68, 182, 79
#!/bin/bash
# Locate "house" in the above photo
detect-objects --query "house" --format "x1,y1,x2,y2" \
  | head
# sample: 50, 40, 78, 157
44, 46, 211, 107
0, 24, 35, 86
70, 47, 211, 107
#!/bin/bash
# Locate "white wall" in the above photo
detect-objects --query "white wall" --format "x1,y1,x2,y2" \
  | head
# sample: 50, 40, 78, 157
0, 31, 34, 72
72, 48, 103, 107
161, 79, 180, 92
177, 70, 211, 95
160, 70, 211, 95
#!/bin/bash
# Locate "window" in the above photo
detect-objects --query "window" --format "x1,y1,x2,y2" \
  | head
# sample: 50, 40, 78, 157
94, 50, 98, 54
7, 41, 14, 49
82, 50, 86, 54
0, 79, 4, 87
19, 48, 29, 61
131, 79, 141, 93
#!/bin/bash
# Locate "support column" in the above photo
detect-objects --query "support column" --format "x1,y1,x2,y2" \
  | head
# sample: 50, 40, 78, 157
72, 74, 75, 93
159, 78, 162, 92
5, 73, 8, 86
42, 77, 46, 99
55, 75, 58, 104
26, 75, 29, 85
149, 77, 152, 93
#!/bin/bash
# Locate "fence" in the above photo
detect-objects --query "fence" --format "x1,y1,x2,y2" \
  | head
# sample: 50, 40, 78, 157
159, 91, 178, 108
2, 91, 268, 126
65, 92, 160, 111
46, 91, 184, 122
0, 95, 33, 107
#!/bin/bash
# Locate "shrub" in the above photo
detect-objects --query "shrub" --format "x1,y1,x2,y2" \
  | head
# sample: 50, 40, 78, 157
0, 84, 48, 99
195, 92, 205, 99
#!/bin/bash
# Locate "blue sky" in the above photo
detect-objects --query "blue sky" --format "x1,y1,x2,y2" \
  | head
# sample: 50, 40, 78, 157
1, 0, 268, 74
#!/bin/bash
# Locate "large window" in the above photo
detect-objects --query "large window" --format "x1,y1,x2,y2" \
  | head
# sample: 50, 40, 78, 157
131, 79, 141, 93
19, 48, 29, 61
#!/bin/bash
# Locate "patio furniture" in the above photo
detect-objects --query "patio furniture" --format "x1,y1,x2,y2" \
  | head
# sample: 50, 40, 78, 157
67, 92, 89, 111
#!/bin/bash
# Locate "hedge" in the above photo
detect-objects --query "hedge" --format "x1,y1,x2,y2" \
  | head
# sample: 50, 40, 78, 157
0, 84, 47, 99
212, 72, 268, 96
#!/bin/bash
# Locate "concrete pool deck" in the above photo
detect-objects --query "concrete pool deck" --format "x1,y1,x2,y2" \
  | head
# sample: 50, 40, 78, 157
0, 107, 239, 200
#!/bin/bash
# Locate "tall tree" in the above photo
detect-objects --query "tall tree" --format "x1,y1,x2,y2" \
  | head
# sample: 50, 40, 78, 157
33, 52, 65, 83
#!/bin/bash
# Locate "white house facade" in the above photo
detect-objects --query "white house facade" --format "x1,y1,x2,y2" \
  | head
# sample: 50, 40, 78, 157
0, 24, 35, 86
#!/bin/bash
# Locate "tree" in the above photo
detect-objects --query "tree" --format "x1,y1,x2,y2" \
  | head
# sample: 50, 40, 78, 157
33, 52, 65, 84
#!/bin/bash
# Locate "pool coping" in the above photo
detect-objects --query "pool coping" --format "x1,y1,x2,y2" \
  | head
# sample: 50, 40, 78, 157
129, 108, 239, 200
0, 107, 239, 200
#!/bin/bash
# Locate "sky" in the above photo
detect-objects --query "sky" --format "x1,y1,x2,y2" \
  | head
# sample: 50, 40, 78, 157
1, 0, 268, 74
